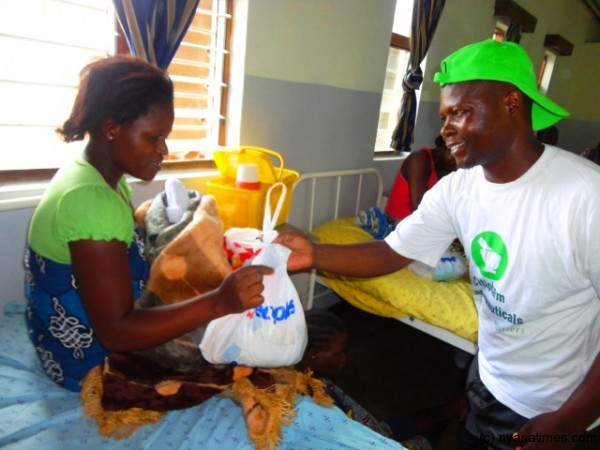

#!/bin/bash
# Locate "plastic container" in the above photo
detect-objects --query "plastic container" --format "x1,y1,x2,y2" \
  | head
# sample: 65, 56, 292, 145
235, 163, 260, 190
207, 146, 300, 230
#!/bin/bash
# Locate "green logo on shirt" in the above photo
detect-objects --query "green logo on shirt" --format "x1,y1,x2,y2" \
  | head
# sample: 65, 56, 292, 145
471, 232, 508, 281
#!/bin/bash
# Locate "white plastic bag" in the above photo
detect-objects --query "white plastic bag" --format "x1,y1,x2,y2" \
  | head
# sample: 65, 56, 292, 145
199, 243, 307, 366
408, 250, 467, 282
200, 182, 308, 367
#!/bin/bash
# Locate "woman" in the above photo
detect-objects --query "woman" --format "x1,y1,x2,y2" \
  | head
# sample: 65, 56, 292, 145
386, 135, 456, 223
25, 56, 272, 392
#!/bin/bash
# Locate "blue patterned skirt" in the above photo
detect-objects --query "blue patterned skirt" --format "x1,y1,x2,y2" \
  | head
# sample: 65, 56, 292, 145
24, 234, 148, 392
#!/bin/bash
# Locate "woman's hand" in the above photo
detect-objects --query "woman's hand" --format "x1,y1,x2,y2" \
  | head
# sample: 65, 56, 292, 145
216, 265, 274, 315
273, 231, 315, 272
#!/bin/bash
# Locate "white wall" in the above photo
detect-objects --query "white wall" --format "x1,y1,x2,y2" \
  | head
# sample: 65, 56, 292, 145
0, 207, 34, 310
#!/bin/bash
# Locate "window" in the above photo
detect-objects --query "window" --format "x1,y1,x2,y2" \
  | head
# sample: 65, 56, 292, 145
164, 0, 232, 162
537, 50, 557, 94
0, 0, 230, 179
538, 34, 573, 95
0, 0, 115, 175
374, 0, 414, 154
493, 25, 507, 41
492, 0, 537, 44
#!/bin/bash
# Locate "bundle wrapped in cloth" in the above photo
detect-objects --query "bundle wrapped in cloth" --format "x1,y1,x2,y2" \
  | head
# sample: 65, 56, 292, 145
133, 182, 232, 373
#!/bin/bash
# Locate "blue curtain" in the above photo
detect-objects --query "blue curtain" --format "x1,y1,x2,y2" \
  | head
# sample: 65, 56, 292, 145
503, 21, 522, 43
391, 0, 446, 152
113, 0, 200, 69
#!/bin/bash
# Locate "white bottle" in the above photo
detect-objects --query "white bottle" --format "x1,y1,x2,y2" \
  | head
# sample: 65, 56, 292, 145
165, 178, 190, 223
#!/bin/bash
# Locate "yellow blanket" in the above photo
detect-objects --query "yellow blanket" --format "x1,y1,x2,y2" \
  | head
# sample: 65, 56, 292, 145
311, 218, 478, 342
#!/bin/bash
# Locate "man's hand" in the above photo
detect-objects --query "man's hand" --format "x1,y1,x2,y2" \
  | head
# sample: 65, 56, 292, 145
514, 411, 580, 450
273, 231, 315, 272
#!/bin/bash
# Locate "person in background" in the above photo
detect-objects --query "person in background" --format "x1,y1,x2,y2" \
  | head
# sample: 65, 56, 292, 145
580, 141, 600, 165
386, 135, 457, 223
298, 308, 464, 450
277, 39, 600, 449
25, 55, 272, 392
536, 125, 559, 146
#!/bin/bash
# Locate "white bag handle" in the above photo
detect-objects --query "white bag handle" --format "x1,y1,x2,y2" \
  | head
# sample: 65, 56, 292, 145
262, 182, 287, 232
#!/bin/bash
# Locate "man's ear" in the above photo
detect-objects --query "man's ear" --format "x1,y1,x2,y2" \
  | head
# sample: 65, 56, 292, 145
504, 90, 522, 117
101, 117, 120, 141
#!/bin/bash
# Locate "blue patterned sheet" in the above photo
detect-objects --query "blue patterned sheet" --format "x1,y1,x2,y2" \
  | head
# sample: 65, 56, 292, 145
0, 302, 404, 449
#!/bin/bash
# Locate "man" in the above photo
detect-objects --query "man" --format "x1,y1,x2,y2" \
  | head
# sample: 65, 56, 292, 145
276, 39, 600, 449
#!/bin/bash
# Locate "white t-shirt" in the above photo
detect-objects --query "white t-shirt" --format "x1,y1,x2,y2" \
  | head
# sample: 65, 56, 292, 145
386, 145, 600, 419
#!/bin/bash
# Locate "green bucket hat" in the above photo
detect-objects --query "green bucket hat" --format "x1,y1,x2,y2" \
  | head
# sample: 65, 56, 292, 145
434, 39, 569, 131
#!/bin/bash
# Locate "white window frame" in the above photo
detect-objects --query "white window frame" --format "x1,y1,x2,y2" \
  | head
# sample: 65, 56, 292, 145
374, 0, 414, 156
374, 36, 411, 155
537, 50, 557, 95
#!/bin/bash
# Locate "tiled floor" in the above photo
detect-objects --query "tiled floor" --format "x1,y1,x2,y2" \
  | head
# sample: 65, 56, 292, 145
326, 301, 473, 449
